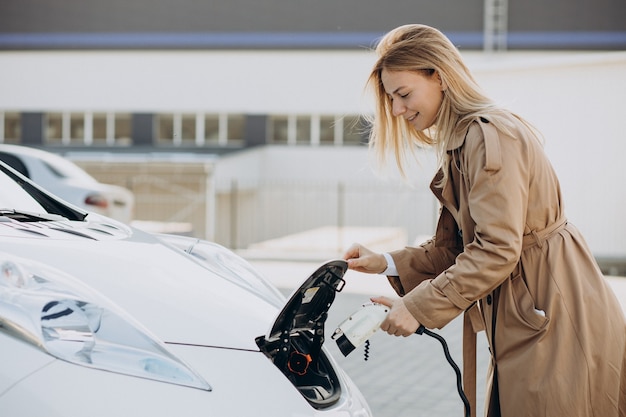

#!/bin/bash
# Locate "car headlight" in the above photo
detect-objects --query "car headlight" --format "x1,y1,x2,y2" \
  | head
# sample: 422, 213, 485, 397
0, 253, 211, 391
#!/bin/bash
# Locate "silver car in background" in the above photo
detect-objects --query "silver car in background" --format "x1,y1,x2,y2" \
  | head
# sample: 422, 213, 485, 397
0, 144, 134, 223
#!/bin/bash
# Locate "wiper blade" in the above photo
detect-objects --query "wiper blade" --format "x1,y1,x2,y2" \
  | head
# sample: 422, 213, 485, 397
0, 209, 66, 222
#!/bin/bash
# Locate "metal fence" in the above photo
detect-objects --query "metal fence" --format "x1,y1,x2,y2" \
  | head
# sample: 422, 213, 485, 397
73, 157, 214, 236
216, 178, 438, 250
73, 158, 439, 251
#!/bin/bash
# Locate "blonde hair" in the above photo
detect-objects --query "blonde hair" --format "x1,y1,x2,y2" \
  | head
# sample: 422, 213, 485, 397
366, 24, 538, 177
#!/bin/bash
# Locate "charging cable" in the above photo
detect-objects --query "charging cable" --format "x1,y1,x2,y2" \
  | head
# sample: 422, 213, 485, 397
416, 325, 471, 417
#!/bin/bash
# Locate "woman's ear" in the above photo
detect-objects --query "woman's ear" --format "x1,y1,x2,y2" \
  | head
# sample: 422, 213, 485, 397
437, 71, 448, 92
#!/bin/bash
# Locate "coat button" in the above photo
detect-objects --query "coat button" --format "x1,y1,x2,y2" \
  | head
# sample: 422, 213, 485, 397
486, 294, 492, 305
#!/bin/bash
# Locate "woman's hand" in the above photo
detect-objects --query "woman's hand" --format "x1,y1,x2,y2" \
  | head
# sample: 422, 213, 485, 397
342, 243, 388, 274
371, 295, 421, 337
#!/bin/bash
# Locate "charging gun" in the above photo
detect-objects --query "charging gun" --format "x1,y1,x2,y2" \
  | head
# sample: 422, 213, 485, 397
332, 302, 471, 417
331, 302, 389, 357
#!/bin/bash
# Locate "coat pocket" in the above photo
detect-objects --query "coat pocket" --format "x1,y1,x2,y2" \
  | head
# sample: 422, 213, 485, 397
494, 273, 550, 361
505, 272, 550, 332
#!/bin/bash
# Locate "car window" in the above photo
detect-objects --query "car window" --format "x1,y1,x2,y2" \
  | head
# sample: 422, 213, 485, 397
39, 154, 97, 182
0, 170, 46, 212
0, 152, 30, 177
42, 160, 68, 178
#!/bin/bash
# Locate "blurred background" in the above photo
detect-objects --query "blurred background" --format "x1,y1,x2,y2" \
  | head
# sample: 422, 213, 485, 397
0, 0, 625, 274
1, 3, 625, 416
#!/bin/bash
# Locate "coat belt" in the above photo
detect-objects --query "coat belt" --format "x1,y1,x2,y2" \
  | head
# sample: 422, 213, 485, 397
522, 217, 568, 250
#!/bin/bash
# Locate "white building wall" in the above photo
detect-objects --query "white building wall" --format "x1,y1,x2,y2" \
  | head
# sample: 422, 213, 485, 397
0, 50, 374, 114
1, 49, 625, 256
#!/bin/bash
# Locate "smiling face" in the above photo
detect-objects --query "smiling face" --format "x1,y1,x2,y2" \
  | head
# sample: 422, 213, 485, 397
381, 68, 445, 131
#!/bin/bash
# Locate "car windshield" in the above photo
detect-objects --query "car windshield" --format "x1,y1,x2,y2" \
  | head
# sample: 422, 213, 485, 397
0, 170, 46, 212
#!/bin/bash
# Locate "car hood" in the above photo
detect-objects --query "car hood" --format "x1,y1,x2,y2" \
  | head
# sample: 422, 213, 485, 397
0, 216, 327, 352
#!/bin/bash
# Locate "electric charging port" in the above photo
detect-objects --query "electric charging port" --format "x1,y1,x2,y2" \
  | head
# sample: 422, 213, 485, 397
256, 331, 342, 409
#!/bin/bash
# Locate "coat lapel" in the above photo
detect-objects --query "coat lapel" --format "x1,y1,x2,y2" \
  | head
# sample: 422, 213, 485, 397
429, 126, 470, 249
432, 126, 468, 219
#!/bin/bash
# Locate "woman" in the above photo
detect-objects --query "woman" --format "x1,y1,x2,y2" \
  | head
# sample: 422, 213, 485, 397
343, 24, 626, 417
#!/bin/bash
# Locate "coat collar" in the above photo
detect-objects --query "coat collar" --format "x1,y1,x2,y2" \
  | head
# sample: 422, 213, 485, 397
444, 116, 492, 152
445, 125, 469, 152
431, 117, 498, 224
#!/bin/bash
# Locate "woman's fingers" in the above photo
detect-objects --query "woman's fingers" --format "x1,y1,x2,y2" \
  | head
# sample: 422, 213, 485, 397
342, 243, 386, 274
370, 295, 394, 307
373, 296, 421, 336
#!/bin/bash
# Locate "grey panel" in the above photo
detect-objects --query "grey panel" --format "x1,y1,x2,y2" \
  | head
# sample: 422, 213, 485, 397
244, 115, 267, 148
131, 113, 155, 145
21, 112, 44, 145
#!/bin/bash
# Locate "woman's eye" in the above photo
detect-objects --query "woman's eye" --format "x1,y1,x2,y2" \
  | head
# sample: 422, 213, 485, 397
400, 93, 409, 98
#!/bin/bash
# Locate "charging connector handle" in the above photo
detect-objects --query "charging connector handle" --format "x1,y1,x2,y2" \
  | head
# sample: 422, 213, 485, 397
332, 303, 389, 357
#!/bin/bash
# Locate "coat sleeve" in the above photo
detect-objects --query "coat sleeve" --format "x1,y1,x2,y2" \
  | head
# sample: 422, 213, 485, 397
403, 121, 530, 329
387, 239, 461, 296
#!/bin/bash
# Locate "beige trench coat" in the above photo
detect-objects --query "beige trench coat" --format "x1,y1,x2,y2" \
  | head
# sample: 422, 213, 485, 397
388, 116, 626, 417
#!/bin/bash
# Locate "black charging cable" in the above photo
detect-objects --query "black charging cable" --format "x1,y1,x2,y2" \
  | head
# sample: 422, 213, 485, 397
416, 325, 471, 417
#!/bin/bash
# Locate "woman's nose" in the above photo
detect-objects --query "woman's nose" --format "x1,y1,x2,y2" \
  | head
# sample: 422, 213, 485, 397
391, 100, 405, 117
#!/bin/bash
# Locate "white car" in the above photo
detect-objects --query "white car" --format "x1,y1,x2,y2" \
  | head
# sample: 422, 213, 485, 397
0, 144, 134, 223
0, 161, 371, 417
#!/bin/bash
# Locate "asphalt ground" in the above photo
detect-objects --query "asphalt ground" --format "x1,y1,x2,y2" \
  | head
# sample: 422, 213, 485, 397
248, 259, 626, 417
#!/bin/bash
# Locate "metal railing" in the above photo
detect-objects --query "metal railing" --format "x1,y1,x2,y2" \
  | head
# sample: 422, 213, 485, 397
72, 158, 438, 251
217, 178, 437, 250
